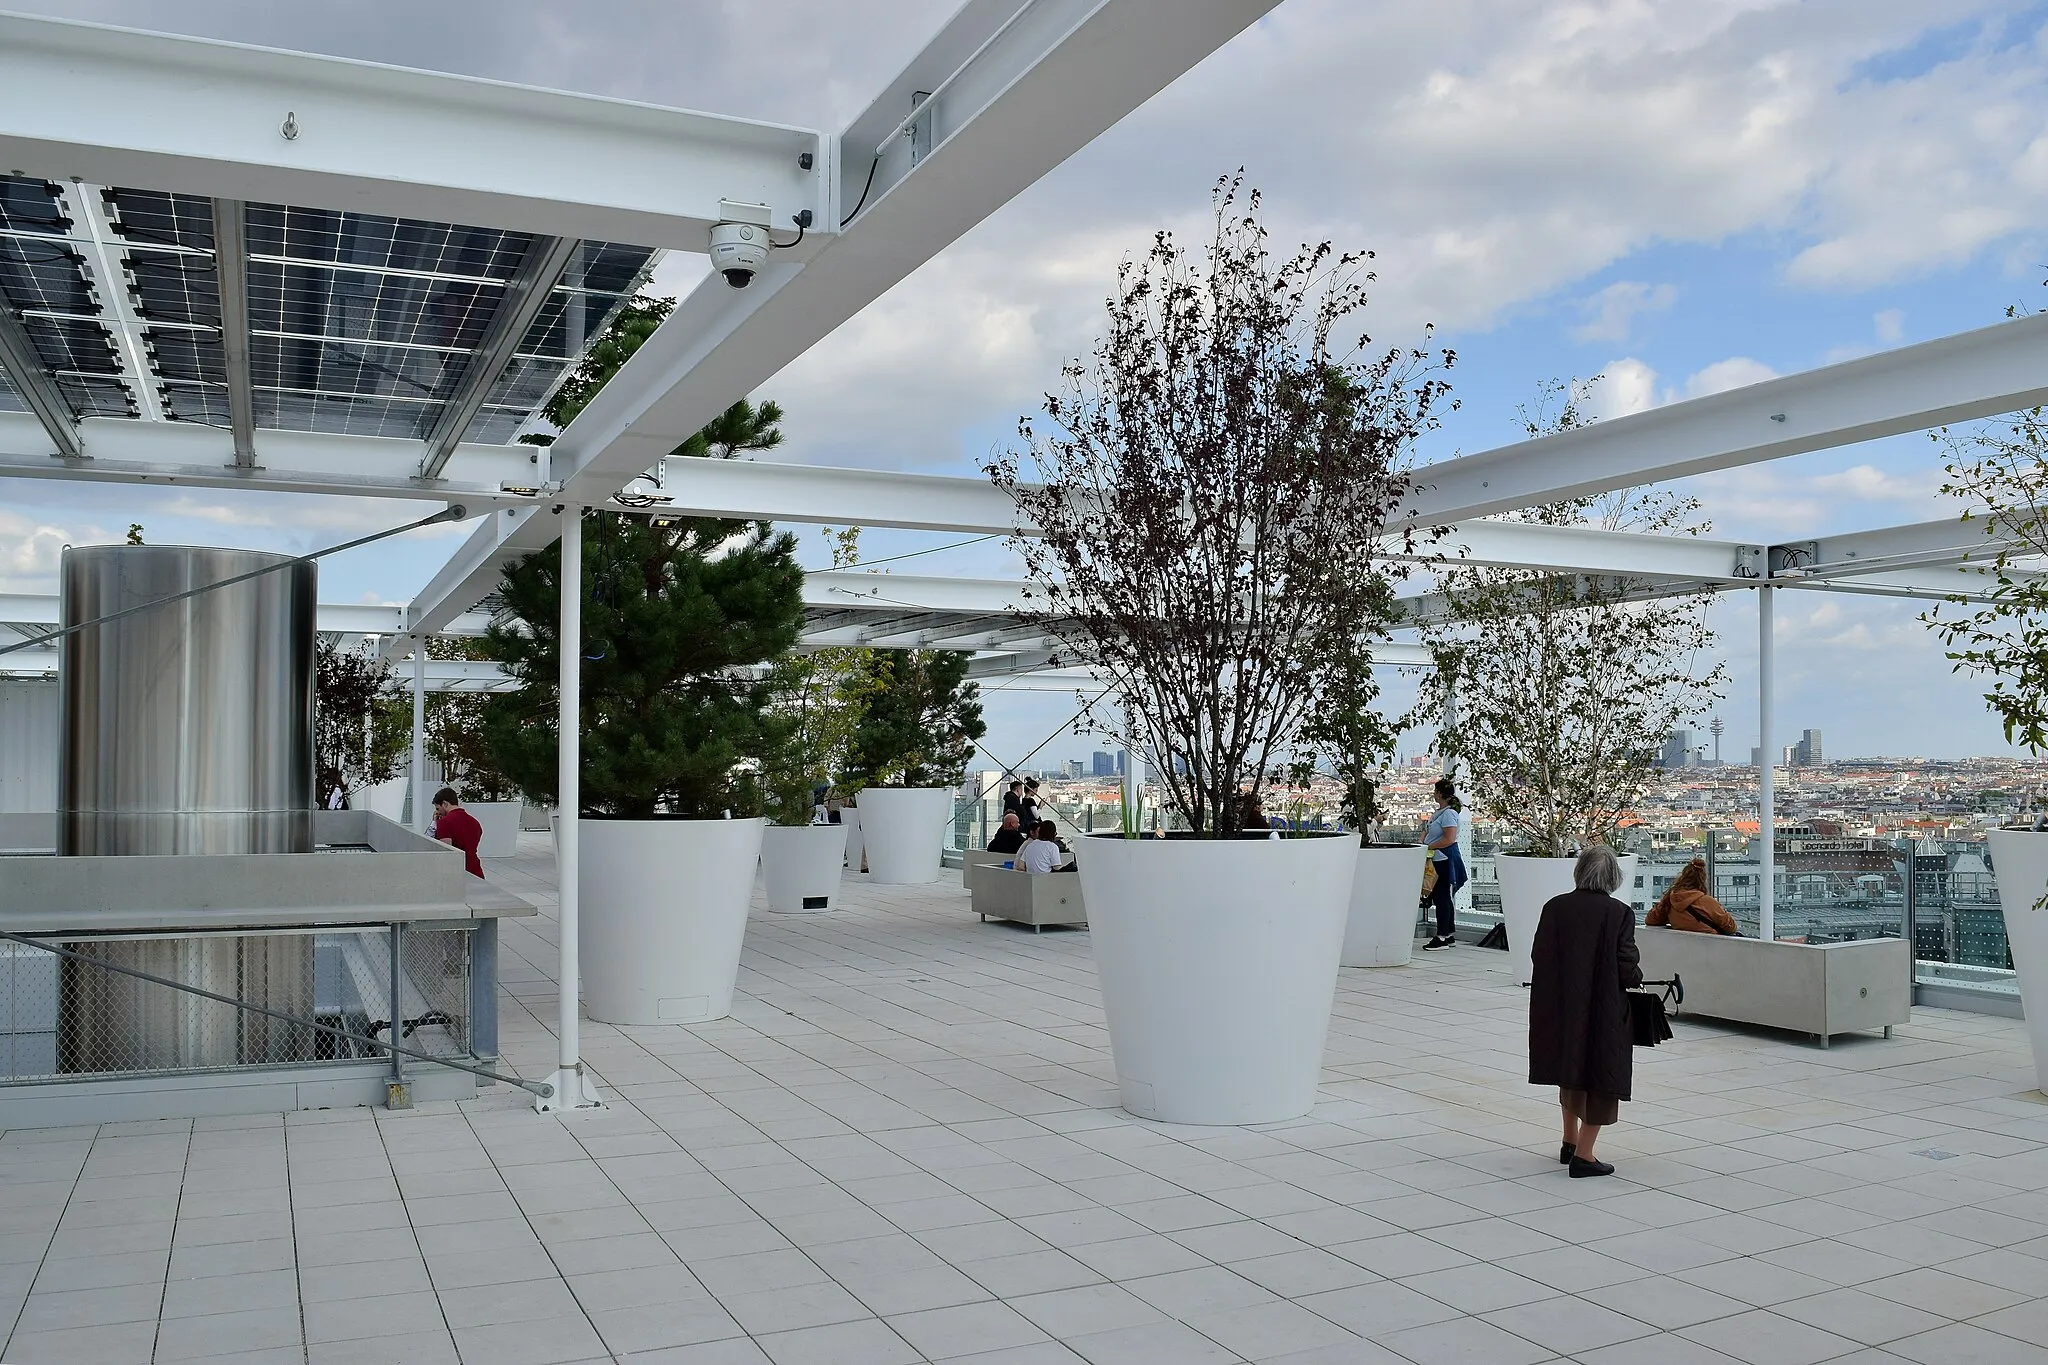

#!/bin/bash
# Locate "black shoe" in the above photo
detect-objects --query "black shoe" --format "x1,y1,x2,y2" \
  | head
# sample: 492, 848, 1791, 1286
1568, 1157, 1614, 1179
1422, 935, 1453, 951
1560, 1143, 1575, 1165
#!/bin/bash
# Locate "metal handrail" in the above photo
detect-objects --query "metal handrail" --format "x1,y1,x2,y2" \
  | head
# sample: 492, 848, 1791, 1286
0, 930, 553, 1099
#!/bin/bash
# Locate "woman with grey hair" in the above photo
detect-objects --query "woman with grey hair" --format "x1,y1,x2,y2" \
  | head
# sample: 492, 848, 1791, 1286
1528, 843, 1641, 1178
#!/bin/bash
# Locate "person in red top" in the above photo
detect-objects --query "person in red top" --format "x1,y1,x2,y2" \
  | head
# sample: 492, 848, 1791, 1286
430, 787, 486, 878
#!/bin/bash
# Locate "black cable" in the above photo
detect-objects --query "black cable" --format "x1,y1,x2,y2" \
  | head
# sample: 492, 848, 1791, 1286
769, 218, 808, 251
844, 156, 883, 224
802, 533, 999, 573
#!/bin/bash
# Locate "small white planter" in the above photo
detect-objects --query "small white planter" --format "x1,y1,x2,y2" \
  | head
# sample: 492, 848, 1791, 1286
580, 817, 765, 1026
467, 801, 521, 859
1989, 830, 2048, 1090
856, 788, 952, 884
841, 809, 864, 872
762, 824, 849, 913
1342, 844, 1428, 967
1077, 833, 1358, 1125
1497, 852, 1641, 985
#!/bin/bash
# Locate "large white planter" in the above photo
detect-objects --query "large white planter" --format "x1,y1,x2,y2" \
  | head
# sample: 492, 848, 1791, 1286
1077, 833, 1358, 1125
467, 801, 521, 859
1497, 852, 1641, 985
1342, 844, 1428, 967
1989, 830, 2048, 1090
358, 776, 407, 822
579, 817, 765, 1026
762, 824, 848, 913
856, 788, 952, 884
841, 809, 864, 872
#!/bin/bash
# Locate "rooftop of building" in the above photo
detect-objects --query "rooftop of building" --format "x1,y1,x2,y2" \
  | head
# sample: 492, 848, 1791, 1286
5, 834, 2046, 1365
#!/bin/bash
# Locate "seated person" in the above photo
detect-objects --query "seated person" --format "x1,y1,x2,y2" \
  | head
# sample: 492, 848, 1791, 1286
1019, 821, 1071, 874
1647, 858, 1739, 935
986, 812, 1027, 855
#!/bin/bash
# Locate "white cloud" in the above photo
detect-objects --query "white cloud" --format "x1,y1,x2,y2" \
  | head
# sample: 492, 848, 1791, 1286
1579, 359, 1661, 418
1683, 356, 1780, 398
0, 508, 111, 594
1570, 281, 1677, 343
1874, 307, 1906, 343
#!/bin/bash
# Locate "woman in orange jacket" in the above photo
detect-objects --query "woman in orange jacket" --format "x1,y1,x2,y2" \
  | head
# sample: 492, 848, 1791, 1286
1647, 858, 1740, 935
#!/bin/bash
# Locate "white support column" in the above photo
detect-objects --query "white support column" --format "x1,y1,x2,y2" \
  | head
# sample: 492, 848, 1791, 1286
540, 506, 601, 1112
410, 644, 427, 833
1758, 584, 1777, 942
1443, 683, 1472, 914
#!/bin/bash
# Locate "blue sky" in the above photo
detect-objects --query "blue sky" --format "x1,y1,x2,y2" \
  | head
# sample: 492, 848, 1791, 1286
6, 0, 2048, 769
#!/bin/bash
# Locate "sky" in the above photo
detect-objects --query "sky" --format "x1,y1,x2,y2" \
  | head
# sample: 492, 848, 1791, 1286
7, 0, 2048, 770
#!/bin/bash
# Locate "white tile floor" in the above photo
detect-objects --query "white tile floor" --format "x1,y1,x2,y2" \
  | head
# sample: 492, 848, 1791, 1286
4, 834, 2048, 1364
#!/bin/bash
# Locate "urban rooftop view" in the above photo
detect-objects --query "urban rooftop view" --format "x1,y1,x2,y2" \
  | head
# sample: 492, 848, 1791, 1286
7, 2, 2048, 1364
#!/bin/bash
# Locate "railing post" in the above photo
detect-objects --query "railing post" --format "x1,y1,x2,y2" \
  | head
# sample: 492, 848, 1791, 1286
1758, 584, 1777, 942
386, 921, 411, 1108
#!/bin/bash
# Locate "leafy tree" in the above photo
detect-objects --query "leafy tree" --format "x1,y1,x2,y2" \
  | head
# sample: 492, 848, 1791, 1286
314, 637, 408, 799
990, 173, 1448, 836
841, 649, 986, 790
1416, 383, 1727, 856
763, 528, 880, 825
125, 523, 144, 545
1289, 629, 1405, 841
1922, 406, 2048, 756
423, 637, 517, 803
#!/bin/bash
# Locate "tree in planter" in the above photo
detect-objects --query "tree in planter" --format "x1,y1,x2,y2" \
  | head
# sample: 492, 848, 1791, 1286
763, 527, 881, 825
1415, 383, 1727, 857
1922, 405, 2048, 760
988, 174, 1451, 836
478, 507, 805, 818
1287, 634, 1406, 842
313, 636, 408, 802
840, 649, 986, 790
478, 279, 807, 816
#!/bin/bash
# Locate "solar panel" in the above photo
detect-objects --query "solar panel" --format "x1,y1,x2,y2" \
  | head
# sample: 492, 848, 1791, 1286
0, 177, 137, 419
9, 180, 659, 449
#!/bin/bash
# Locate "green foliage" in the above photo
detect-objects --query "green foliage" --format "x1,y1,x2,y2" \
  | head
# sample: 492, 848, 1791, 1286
125, 523, 144, 545
478, 511, 806, 819
423, 637, 518, 803
1417, 382, 1727, 857
762, 528, 879, 826
314, 637, 408, 798
841, 649, 987, 790
1922, 407, 2048, 757
543, 296, 674, 430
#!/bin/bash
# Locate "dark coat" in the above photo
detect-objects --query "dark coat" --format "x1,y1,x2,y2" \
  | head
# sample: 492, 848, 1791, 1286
1528, 888, 1642, 1101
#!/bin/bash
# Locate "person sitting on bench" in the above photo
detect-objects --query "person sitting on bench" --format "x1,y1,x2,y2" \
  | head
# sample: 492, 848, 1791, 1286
1647, 858, 1739, 935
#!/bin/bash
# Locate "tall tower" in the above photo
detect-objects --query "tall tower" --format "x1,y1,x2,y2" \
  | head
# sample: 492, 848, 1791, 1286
1709, 717, 1725, 765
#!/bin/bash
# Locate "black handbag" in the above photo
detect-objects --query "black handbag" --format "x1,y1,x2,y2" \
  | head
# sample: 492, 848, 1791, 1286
1628, 976, 1683, 1048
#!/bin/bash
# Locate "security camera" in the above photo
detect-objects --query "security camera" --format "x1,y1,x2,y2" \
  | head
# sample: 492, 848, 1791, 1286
709, 221, 768, 288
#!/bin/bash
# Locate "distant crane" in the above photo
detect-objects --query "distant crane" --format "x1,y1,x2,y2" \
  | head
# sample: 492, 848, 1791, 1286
1709, 717, 1725, 765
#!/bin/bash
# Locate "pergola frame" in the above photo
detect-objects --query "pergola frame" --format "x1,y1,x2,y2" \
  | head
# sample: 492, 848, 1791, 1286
2, 1, 2038, 1103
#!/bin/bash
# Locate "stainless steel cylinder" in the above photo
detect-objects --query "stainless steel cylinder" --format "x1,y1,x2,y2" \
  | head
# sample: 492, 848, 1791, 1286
56, 545, 318, 1073
58, 545, 316, 856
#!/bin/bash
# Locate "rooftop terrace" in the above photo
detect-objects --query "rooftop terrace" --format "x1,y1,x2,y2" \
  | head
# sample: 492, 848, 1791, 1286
4, 834, 2046, 1365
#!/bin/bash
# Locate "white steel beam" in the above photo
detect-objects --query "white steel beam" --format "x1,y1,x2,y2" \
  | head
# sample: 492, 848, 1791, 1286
1405, 311, 2048, 524
0, 13, 827, 251
211, 199, 257, 466
0, 592, 487, 636
0, 413, 541, 506
418, 235, 580, 479
401, 0, 1284, 636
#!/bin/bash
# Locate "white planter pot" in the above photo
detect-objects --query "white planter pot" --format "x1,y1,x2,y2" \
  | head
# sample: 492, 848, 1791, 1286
467, 801, 521, 859
856, 788, 952, 884
762, 824, 849, 913
1989, 830, 2048, 1090
579, 817, 764, 1026
1077, 833, 1358, 1125
358, 776, 407, 822
1342, 844, 1428, 967
1497, 852, 1640, 985
841, 809, 864, 871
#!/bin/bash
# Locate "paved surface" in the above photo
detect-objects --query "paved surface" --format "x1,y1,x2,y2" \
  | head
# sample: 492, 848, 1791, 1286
2, 833, 2047, 1363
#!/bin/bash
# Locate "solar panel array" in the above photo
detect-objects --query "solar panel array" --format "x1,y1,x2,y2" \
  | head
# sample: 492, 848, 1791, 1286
0, 175, 658, 455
